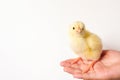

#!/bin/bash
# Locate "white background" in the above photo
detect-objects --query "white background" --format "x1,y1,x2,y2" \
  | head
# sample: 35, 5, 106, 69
0, 0, 120, 80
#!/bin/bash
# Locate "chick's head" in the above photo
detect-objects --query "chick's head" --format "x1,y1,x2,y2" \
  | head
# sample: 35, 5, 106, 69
69, 21, 86, 37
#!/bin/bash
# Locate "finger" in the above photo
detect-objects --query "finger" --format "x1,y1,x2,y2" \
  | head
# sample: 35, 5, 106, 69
60, 61, 71, 67
73, 73, 83, 79
82, 74, 93, 80
71, 64, 81, 69
60, 59, 76, 67
74, 71, 95, 79
64, 67, 82, 74
64, 67, 75, 74
60, 59, 73, 66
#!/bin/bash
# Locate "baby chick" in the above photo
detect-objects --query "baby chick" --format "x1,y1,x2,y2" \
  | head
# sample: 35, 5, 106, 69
69, 21, 102, 73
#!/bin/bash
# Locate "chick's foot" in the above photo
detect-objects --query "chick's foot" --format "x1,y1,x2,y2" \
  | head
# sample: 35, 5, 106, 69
71, 57, 83, 64
82, 60, 98, 73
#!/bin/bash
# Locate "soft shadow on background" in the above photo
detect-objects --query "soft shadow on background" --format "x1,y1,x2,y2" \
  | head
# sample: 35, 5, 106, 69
0, 0, 120, 80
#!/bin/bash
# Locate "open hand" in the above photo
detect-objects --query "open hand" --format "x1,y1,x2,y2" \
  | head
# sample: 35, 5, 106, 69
60, 50, 120, 80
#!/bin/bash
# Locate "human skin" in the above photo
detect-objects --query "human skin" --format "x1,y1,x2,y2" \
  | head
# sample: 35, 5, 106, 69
60, 50, 120, 80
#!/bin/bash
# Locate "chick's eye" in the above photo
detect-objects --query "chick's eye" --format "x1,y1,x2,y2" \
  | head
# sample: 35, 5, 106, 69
82, 27, 84, 30
73, 27, 75, 30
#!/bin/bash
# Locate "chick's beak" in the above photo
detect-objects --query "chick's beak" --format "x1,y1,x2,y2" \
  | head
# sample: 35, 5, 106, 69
76, 27, 83, 33
76, 29, 82, 33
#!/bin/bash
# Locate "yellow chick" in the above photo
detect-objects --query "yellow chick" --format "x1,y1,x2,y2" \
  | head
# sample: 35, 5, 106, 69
69, 21, 102, 73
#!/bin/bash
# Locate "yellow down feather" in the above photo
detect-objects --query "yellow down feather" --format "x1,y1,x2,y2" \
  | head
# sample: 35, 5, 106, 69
69, 21, 102, 61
